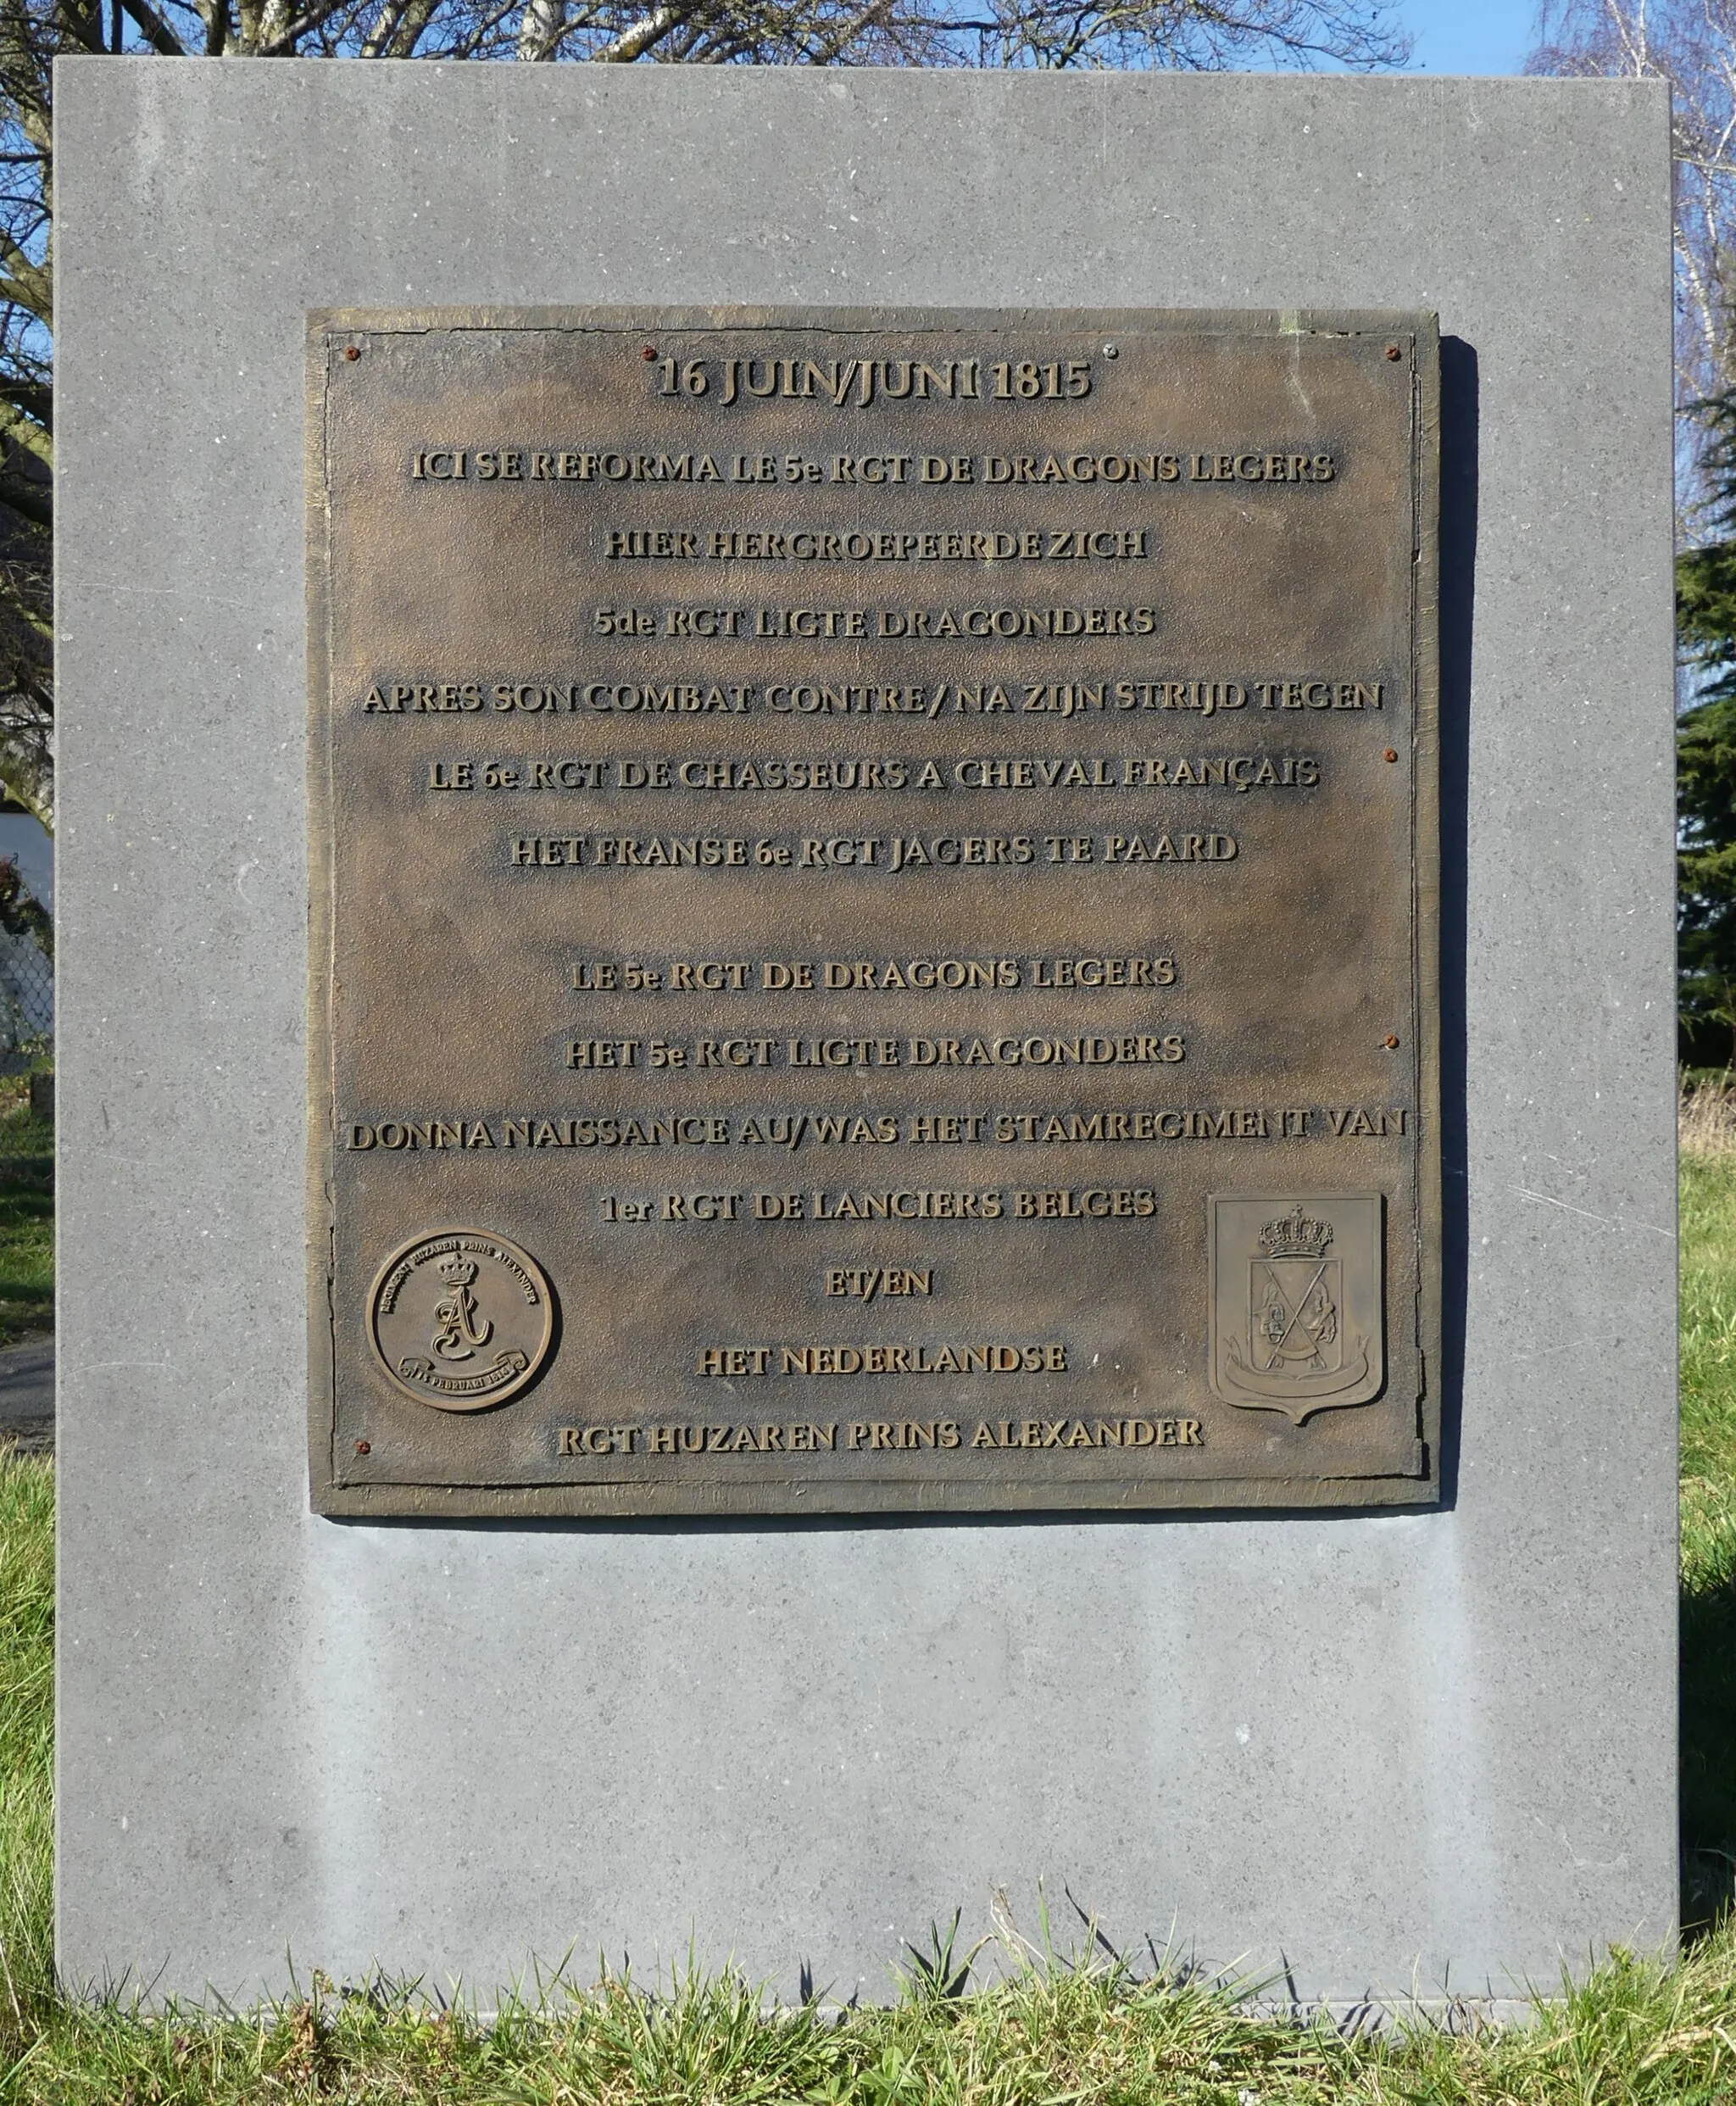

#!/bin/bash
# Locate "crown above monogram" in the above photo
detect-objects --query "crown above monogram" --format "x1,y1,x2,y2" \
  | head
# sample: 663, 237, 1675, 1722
436, 1254, 478, 1287
1259, 1209, 1333, 1260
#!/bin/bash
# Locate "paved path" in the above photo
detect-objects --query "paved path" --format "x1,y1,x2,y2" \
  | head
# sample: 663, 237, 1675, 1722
0, 1335, 53, 1454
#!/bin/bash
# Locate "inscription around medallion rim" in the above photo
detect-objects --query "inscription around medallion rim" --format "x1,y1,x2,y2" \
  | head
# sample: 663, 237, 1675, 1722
366, 1228, 555, 1411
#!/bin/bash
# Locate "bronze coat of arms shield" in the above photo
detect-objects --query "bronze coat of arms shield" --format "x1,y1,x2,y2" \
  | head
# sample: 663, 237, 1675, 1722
1208, 1195, 1384, 1422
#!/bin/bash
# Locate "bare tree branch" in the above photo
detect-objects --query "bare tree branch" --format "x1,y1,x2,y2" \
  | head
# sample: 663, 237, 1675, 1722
592, 2, 682, 57
1528, 0, 1736, 526
515, 0, 565, 54
116, 0, 186, 53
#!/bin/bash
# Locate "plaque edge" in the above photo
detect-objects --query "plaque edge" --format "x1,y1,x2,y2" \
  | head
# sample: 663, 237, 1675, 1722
314, 1474, 1443, 1521
307, 318, 342, 1513
305, 300, 1442, 342
1412, 313, 1444, 1502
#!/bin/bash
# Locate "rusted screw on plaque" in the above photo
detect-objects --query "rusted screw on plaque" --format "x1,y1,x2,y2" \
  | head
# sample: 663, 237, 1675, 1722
1383, 1034, 1399, 1050
642, 345, 658, 360
354, 1440, 371, 1455
1385, 344, 1402, 360
342, 345, 360, 361
1383, 748, 1399, 762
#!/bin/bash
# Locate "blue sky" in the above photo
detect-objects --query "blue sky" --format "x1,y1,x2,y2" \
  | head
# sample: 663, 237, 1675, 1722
1398, 0, 1535, 75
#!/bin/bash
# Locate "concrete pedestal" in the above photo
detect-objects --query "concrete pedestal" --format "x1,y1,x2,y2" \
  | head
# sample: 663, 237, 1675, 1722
56, 60, 1676, 2005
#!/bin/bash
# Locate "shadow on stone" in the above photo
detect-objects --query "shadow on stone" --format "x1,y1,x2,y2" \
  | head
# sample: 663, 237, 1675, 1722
1682, 1568, 1736, 1936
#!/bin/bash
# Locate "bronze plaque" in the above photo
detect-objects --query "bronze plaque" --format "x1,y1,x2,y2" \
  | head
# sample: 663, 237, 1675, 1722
308, 306, 1440, 1517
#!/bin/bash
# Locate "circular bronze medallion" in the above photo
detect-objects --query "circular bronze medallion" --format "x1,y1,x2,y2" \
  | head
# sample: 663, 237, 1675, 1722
367, 1229, 554, 1411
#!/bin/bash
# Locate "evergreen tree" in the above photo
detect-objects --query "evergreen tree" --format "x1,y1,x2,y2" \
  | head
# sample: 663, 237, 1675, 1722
1527, 8, 1736, 1066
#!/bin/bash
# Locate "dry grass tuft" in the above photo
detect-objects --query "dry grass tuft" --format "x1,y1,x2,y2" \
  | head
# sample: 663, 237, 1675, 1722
1683, 1072, 1736, 1155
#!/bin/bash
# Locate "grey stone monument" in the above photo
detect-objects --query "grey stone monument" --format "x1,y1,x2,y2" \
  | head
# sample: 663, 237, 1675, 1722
56, 59, 1677, 2006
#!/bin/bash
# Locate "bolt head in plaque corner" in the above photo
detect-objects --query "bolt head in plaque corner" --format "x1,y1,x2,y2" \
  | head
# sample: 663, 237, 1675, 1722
366, 1229, 556, 1411
1207, 1195, 1384, 1424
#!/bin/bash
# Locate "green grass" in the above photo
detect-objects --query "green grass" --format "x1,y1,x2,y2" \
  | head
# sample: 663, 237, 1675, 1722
0, 1451, 48, 2053
0, 1868, 1734, 2106
1678, 1150, 1736, 1930
0, 1084, 52, 1347
0, 1152, 1733, 2101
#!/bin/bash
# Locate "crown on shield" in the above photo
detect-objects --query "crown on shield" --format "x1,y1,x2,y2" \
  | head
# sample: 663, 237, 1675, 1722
1258, 1209, 1333, 1260
436, 1254, 478, 1287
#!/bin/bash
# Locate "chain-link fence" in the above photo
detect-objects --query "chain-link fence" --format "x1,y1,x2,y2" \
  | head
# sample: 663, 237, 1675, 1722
0, 924, 51, 1070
